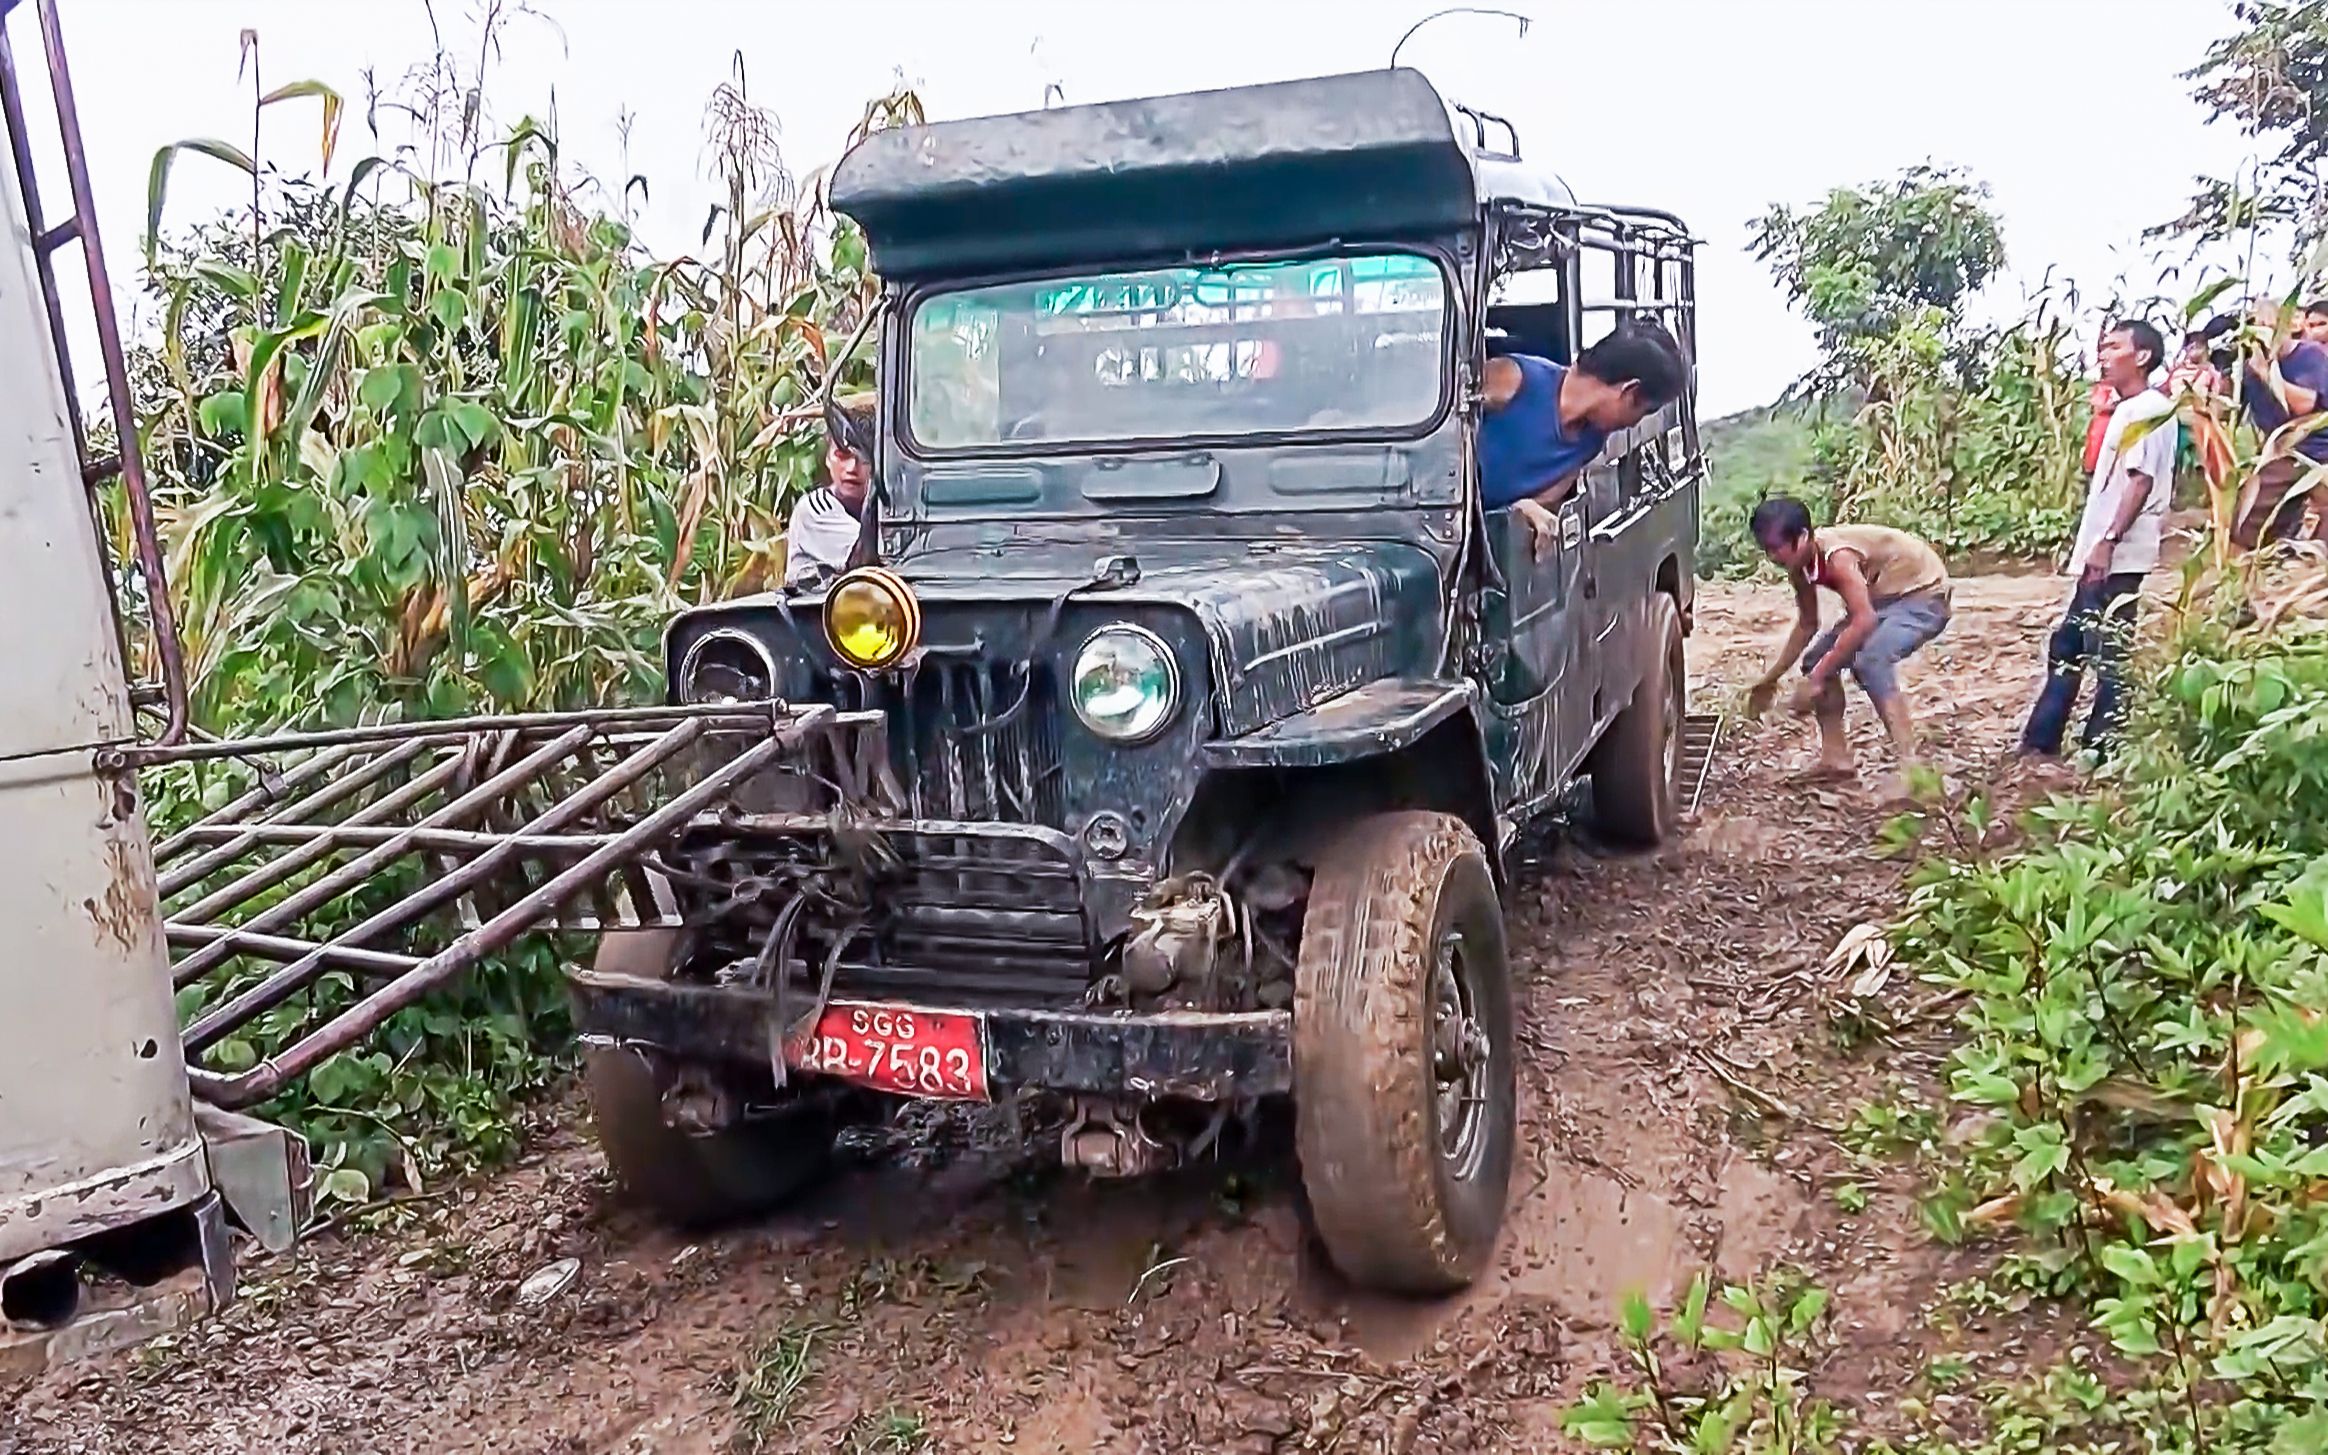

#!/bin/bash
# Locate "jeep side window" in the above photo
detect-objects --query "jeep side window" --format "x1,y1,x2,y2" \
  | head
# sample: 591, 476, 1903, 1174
1577, 226, 1697, 502
1485, 255, 1569, 368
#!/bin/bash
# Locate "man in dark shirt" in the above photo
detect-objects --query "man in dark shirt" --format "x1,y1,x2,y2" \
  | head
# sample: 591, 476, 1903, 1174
1477, 322, 1689, 556
2303, 300, 2328, 346
2202, 306, 2328, 546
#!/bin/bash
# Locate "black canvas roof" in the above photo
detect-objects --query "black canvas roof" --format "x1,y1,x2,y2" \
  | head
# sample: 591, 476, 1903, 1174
829, 68, 1575, 279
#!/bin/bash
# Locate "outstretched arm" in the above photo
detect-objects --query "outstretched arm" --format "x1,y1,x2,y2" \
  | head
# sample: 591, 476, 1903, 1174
1757, 572, 1820, 685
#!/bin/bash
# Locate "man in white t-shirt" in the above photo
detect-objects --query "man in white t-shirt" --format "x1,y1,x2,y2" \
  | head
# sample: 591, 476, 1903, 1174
2020, 319, 2178, 757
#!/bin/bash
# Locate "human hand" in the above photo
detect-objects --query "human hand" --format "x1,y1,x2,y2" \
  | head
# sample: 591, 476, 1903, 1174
1785, 677, 1823, 716
2082, 538, 2115, 584
1743, 680, 1778, 720
1514, 499, 1557, 560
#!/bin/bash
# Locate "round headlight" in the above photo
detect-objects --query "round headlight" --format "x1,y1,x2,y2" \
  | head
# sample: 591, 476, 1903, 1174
677, 629, 777, 705
1071, 625, 1181, 743
823, 567, 921, 671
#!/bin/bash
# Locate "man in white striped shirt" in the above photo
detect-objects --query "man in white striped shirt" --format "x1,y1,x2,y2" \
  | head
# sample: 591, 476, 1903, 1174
785, 399, 875, 588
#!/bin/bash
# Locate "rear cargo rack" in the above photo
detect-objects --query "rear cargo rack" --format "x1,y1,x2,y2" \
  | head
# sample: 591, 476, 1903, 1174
123, 702, 885, 1109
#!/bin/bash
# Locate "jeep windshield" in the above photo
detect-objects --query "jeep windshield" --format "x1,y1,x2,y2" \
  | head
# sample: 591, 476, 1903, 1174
906, 250, 1449, 452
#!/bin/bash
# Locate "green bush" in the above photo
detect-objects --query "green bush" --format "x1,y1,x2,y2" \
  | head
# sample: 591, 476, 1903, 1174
1895, 605, 2328, 1447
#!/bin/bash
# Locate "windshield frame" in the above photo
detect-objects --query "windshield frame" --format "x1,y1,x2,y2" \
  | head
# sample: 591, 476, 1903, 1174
893, 240, 1463, 462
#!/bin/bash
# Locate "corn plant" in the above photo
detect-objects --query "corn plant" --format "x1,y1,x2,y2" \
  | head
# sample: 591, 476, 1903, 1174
123, 23, 903, 738
108, 17, 913, 1199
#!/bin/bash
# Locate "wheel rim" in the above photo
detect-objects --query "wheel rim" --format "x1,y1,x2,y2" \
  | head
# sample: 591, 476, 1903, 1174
1431, 929, 1492, 1178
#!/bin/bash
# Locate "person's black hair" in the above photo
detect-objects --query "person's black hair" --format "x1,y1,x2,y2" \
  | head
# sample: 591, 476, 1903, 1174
1749, 495, 1814, 547
824, 397, 875, 460
2305, 299, 2328, 319
2108, 318, 2166, 374
1574, 321, 1688, 406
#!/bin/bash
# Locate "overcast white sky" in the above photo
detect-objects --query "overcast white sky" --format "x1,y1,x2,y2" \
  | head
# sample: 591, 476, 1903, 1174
24, 0, 2277, 417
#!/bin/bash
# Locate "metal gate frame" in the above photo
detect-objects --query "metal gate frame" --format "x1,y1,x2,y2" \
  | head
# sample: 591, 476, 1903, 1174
125, 701, 888, 1109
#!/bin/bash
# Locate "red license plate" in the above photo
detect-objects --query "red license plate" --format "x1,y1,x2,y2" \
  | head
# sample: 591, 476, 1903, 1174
786, 1000, 990, 1101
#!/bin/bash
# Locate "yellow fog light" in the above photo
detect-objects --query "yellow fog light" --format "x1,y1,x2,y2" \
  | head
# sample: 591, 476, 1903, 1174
823, 567, 921, 671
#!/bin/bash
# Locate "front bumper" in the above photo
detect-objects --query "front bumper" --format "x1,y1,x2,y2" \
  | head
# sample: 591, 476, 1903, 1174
568, 967, 1291, 1101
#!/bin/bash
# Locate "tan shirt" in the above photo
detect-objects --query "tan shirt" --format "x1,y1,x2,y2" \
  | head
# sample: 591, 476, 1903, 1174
1808, 524, 1949, 604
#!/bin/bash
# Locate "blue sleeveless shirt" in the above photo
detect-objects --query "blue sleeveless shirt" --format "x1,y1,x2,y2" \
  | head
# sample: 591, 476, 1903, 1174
1477, 354, 1608, 509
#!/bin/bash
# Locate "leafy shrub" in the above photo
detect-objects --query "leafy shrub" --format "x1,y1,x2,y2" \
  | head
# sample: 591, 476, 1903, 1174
1895, 604, 2328, 1445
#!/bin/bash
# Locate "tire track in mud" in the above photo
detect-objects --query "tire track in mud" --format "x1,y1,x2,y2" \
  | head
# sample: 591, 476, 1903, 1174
6, 574, 2069, 1455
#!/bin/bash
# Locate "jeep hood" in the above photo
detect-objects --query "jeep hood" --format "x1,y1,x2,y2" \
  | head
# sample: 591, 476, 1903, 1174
866, 539, 1446, 738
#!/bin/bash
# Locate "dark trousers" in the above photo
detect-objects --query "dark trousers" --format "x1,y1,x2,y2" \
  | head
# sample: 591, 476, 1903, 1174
2021, 573, 2143, 756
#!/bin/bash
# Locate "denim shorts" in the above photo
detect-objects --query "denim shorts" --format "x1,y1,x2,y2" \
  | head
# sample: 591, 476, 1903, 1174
1803, 589, 1951, 703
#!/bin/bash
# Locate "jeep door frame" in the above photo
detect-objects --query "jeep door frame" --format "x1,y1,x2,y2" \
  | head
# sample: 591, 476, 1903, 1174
1472, 201, 1702, 824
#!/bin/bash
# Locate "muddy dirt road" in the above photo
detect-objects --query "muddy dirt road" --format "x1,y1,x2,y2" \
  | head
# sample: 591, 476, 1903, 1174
7, 572, 2073, 1454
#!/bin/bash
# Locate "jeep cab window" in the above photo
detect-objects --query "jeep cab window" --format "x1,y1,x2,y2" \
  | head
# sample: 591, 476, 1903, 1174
907, 253, 1451, 450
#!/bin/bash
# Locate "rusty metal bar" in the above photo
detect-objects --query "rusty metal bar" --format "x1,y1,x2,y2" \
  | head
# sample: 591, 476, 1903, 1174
168, 823, 627, 854
164, 749, 473, 938
26, 0, 189, 745
149, 743, 366, 861
115, 703, 787, 768
0, 13, 78, 455
189, 727, 805, 1108
165, 924, 422, 979
182, 716, 726, 1050
156, 738, 443, 895
168, 725, 598, 988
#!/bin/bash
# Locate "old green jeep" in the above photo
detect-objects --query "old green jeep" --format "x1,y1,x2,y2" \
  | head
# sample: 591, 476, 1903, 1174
567, 68, 1703, 1294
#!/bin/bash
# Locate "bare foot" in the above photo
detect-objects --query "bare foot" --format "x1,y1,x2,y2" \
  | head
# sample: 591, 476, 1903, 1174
1785, 761, 1858, 786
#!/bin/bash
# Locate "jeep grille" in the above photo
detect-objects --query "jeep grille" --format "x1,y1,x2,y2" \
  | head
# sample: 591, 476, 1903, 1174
817, 658, 1064, 828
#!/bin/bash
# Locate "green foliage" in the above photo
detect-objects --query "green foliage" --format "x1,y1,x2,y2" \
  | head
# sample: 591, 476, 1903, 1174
1749, 166, 2006, 392
129, 135, 884, 732
845, 1409, 930, 1455
1565, 1270, 1846, 1453
1809, 303, 2088, 559
1738, 166, 2085, 566
2162, 1, 2328, 252
1698, 402, 1831, 578
1892, 609, 2328, 1447
118, 24, 917, 1200
732, 1321, 827, 1450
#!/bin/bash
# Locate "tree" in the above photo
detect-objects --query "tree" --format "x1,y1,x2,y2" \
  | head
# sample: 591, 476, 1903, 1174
2160, 0, 2328, 254
1749, 165, 2006, 392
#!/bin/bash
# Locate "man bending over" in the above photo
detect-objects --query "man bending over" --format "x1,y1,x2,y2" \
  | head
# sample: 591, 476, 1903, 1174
1746, 499, 1952, 786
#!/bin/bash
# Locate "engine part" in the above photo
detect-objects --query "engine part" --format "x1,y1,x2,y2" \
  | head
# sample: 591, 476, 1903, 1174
1060, 1096, 1176, 1178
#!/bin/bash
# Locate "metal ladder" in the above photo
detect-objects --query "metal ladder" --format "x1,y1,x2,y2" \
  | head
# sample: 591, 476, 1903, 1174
0, 0, 188, 745
1679, 711, 1723, 815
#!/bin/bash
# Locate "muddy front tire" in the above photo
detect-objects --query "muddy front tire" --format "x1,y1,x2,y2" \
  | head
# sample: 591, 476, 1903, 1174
1294, 812, 1515, 1294
580, 930, 834, 1228
1589, 594, 1686, 848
